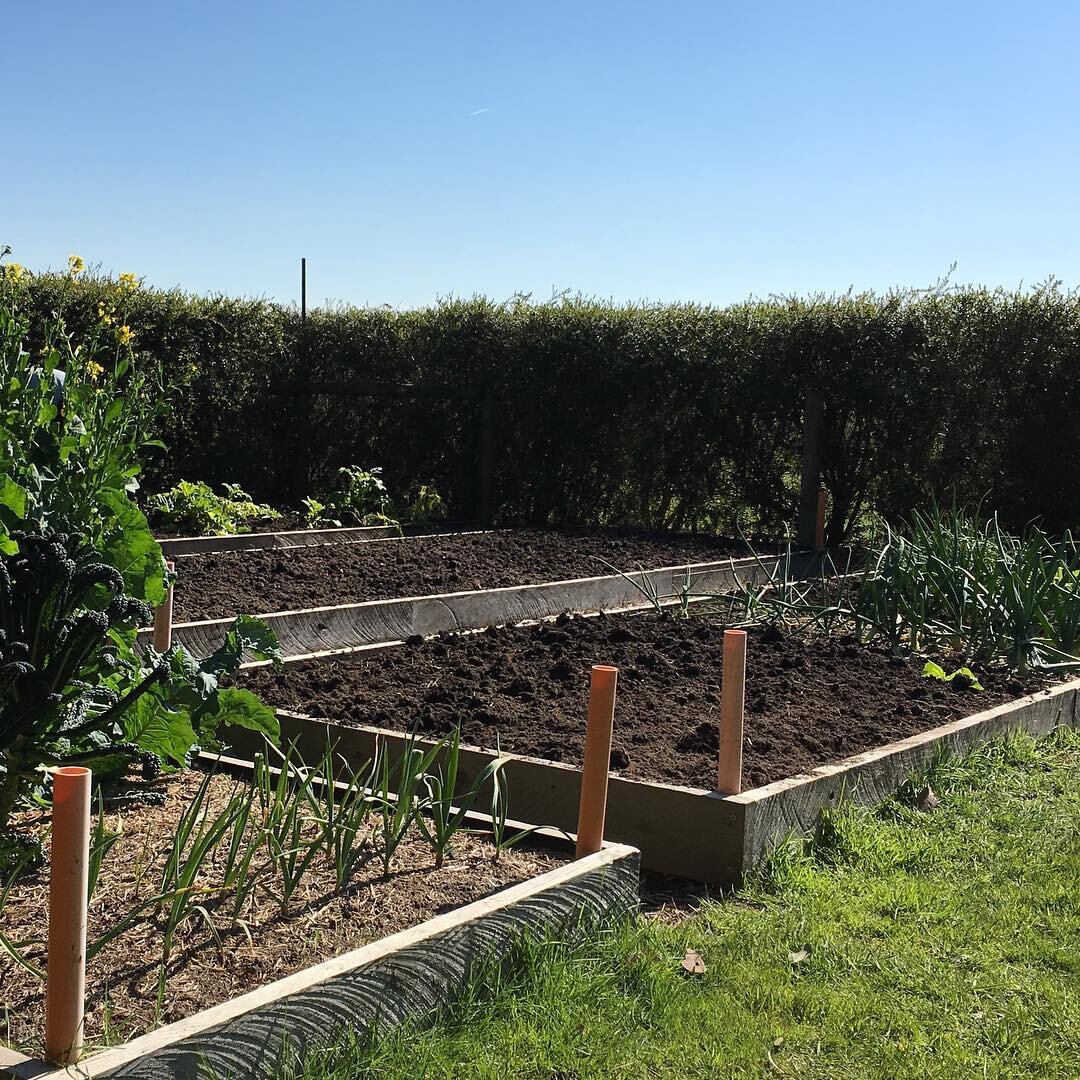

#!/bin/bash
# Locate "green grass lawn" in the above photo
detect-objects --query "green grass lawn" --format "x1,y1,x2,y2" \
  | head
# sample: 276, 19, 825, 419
296, 730, 1080, 1080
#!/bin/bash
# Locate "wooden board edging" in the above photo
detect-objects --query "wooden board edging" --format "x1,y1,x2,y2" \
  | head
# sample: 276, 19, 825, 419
157, 524, 403, 556
243, 678, 1080, 885
2, 846, 639, 1080
140, 551, 812, 659
730, 679, 1080, 873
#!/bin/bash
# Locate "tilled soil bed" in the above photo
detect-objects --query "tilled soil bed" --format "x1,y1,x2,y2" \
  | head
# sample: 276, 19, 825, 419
172, 529, 758, 621
242, 613, 1051, 790
0, 771, 561, 1055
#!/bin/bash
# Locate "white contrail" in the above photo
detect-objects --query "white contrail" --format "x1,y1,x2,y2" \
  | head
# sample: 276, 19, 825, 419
468, 107, 493, 116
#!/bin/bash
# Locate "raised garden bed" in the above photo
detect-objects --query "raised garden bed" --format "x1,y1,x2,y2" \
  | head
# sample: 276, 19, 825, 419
0, 767, 639, 1080
241, 613, 1049, 790
141, 530, 800, 662
170, 529, 763, 622
233, 612, 1079, 882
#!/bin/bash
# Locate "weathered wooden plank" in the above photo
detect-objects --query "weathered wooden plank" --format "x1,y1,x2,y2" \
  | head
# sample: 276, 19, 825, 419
157, 524, 403, 556
224, 712, 745, 883
139, 552, 809, 659
733, 681, 1080, 874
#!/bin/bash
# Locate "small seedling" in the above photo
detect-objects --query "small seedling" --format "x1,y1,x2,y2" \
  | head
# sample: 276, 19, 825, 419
921, 661, 984, 690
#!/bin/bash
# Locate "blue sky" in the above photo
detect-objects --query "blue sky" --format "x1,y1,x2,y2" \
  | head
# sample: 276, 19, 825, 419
7, 1, 1079, 308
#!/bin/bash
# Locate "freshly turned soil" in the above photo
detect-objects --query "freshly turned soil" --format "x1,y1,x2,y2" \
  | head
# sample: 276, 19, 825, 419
173, 529, 761, 621
0, 772, 561, 1054
242, 613, 1051, 790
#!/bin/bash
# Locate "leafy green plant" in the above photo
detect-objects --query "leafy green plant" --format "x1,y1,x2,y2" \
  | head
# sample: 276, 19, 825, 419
0, 529, 282, 830
374, 733, 439, 877
400, 483, 447, 525
417, 726, 506, 869
921, 662, 984, 691
157, 769, 241, 960
726, 506, 1080, 674
0, 252, 165, 585
0, 254, 283, 833
306, 466, 401, 530
147, 480, 280, 536
486, 735, 538, 861
307, 739, 383, 890
255, 746, 327, 913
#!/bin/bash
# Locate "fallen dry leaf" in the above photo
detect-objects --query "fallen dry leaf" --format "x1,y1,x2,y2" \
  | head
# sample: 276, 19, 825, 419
788, 946, 811, 965
681, 948, 707, 975
916, 785, 941, 812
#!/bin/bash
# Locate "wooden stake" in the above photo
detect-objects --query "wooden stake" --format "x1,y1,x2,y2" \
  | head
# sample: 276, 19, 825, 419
815, 488, 827, 551
575, 665, 618, 858
45, 767, 92, 1066
153, 560, 175, 651
717, 630, 747, 795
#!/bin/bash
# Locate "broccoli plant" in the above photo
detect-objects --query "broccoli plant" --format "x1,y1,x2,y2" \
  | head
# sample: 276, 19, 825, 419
0, 530, 280, 829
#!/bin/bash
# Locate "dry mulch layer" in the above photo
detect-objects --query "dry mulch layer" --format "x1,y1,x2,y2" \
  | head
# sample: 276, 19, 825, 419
172, 528, 757, 621
242, 613, 1052, 791
0, 772, 561, 1055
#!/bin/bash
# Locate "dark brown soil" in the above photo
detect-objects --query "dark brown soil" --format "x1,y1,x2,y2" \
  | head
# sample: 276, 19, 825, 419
241, 613, 1051, 790
0, 771, 561, 1054
173, 529, 760, 621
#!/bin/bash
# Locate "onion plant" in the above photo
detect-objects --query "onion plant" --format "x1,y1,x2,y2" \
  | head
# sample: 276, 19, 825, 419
418, 727, 507, 869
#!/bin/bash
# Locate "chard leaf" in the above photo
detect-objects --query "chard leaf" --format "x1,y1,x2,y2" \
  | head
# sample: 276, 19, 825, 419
123, 693, 198, 765
197, 687, 279, 745
98, 487, 166, 606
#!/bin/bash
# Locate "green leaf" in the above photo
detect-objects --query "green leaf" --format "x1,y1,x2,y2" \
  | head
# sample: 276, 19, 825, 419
951, 666, 985, 691
0, 473, 28, 523
198, 687, 279, 745
98, 487, 166, 606
201, 616, 282, 678
921, 661, 948, 681
123, 692, 198, 765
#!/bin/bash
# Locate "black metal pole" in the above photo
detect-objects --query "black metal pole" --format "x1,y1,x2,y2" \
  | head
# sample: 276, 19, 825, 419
294, 257, 311, 499
300, 257, 307, 347
798, 390, 824, 549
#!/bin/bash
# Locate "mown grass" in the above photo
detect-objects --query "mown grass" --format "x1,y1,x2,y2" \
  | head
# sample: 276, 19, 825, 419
294, 730, 1080, 1079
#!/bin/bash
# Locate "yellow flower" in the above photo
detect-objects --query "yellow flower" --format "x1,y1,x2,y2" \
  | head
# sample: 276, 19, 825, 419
68, 254, 86, 278
117, 325, 135, 346
86, 361, 105, 381
2, 263, 24, 283
97, 301, 115, 326
117, 272, 139, 291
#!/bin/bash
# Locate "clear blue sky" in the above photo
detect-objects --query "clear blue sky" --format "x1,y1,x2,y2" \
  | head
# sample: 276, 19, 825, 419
7, 1, 1079, 308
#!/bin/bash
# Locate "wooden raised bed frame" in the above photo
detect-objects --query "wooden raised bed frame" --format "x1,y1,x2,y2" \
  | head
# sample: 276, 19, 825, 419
220, 680, 1080, 884
0, 843, 639, 1080
138, 551, 819, 659
157, 522, 406, 556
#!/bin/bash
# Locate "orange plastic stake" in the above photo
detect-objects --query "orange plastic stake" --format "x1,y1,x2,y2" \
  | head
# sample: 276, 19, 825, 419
45, 766, 92, 1066
153, 560, 175, 651
575, 665, 618, 859
815, 489, 827, 551
717, 629, 747, 795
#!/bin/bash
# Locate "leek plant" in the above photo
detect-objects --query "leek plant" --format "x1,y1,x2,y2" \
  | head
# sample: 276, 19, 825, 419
728, 507, 1080, 674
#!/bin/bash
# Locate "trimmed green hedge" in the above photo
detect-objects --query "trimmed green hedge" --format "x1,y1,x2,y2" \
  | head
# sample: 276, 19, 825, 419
22, 275, 1080, 539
